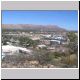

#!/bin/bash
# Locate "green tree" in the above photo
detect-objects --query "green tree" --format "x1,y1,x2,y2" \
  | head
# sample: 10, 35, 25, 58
67, 32, 78, 67
67, 32, 78, 54
19, 37, 37, 48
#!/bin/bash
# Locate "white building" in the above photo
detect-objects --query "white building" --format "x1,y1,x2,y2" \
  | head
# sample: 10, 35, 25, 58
50, 40, 61, 45
42, 34, 51, 38
36, 44, 47, 49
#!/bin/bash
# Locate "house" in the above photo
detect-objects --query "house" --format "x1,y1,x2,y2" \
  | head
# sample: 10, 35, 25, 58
50, 40, 61, 46
31, 37, 40, 40
50, 35, 68, 45
42, 34, 51, 38
36, 44, 47, 49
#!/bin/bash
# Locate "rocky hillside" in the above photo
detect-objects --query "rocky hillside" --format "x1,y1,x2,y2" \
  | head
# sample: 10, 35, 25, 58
2, 24, 66, 32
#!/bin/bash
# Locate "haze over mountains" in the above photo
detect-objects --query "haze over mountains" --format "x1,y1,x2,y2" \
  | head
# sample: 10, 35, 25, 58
2, 24, 67, 32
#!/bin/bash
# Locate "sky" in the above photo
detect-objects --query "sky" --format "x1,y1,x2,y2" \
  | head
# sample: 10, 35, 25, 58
2, 10, 78, 30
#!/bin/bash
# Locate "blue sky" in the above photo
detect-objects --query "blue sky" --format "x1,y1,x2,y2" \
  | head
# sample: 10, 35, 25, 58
2, 10, 78, 30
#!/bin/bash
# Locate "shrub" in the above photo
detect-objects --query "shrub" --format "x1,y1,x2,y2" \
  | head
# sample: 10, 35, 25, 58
61, 54, 78, 67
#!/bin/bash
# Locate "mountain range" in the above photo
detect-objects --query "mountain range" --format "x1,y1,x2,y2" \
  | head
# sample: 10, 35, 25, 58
2, 24, 67, 32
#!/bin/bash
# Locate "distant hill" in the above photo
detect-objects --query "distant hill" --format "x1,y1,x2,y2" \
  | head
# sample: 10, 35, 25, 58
68, 30, 78, 33
2, 24, 67, 32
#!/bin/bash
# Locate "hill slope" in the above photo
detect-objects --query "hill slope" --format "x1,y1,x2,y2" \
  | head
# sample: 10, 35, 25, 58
2, 24, 66, 32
